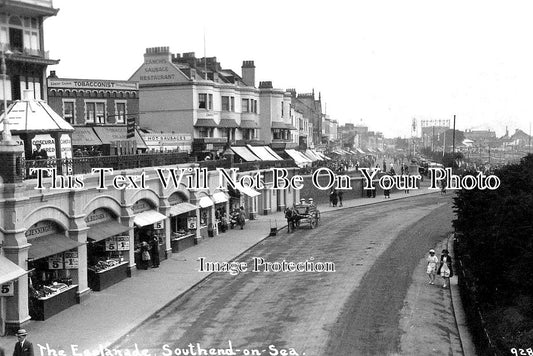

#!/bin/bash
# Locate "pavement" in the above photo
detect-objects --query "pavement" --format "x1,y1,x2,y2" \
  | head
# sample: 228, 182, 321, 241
0, 183, 475, 356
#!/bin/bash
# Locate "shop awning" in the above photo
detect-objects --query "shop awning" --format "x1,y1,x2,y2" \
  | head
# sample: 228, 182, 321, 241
264, 146, 284, 160
212, 192, 229, 204
169, 202, 197, 216
246, 145, 280, 161
285, 149, 311, 167
194, 119, 218, 127
356, 148, 365, 154
93, 126, 147, 149
87, 221, 131, 242
28, 234, 84, 261
239, 120, 259, 128
73, 127, 103, 146
237, 185, 261, 197
133, 210, 167, 227
218, 119, 239, 128
231, 146, 260, 161
271, 121, 287, 129
198, 196, 214, 208
0, 256, 27, 285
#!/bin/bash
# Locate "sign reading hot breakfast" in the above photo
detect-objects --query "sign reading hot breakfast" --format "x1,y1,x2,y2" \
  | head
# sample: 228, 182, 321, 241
48, 79, 138, 91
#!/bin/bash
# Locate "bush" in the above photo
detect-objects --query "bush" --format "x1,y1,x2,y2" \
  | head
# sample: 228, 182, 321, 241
453, 154, 533, 351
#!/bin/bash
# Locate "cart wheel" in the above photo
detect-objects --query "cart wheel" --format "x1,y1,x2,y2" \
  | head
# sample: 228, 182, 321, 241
310, 219, 316, 229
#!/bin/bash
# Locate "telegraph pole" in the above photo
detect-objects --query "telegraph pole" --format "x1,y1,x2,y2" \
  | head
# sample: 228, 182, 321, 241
452, 114, 456, 154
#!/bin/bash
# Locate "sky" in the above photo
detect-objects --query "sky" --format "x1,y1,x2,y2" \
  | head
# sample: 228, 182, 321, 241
44, 0, 533, 138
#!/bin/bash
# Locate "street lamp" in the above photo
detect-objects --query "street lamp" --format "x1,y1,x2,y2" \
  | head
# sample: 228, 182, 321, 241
1, 47, 13, 142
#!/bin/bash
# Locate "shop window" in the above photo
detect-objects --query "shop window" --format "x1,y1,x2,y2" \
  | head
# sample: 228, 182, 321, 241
85, 101, 106, 123
200, 209, 209, 227
198, 127, 213, 138
85, 102, 95, 123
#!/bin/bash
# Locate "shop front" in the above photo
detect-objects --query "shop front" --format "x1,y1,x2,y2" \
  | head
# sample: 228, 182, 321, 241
168, 192, 198, 252
132, 199, 167, 269
25, 220, 83, 321
212, 191, 229, 234
196, 195, 214, 238
0, 254, 27, 335
237, 185, 261, 219
85, 208, 132, 291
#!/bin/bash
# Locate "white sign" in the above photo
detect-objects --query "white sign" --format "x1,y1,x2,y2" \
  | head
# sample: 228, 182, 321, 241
105, 238, 117, 252
48, 79, 138, 90
0, 282, 14, 297
64, 251, 79, 269
187, 217, 197, 230
154, 220, 164, 230
116, 236, 130, 251
48, 254, 63, 270
32, 134, 56, 159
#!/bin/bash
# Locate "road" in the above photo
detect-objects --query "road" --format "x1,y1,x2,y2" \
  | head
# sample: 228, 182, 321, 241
113, 194, 454, 356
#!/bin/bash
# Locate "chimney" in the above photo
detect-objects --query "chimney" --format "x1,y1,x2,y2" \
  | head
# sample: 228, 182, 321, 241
259, 81, 273, 89
241, 60, 255, 87
49, 70, 57, 78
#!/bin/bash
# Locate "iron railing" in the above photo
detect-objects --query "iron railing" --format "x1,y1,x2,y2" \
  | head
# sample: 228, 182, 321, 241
23, 153, 297, 179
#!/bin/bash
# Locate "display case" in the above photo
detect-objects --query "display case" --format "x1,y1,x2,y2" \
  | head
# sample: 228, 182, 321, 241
88, 259, 129, 291
171, 230, 196, 252
29, 282, 78, 321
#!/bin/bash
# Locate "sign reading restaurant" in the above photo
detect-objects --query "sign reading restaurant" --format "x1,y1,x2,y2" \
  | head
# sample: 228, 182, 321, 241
48, 79, 138, 91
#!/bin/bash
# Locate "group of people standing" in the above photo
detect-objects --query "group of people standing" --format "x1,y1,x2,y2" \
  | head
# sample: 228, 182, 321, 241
426, 248, 454, 288
138, 231, 160, 270
329, 189, 343, 207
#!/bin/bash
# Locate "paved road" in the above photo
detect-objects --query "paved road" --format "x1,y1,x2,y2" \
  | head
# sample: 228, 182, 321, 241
113, 194, 454, 356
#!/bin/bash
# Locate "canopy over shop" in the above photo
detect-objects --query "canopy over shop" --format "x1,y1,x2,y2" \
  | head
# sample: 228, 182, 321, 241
85, 208, 132, 291
132, 199, 167, 269
25, 220, 83, 320
0, 90, 74, 162
168, 192, 198, 252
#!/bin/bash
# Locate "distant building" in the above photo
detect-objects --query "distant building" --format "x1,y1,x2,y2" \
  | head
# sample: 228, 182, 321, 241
0, 0, 59, 110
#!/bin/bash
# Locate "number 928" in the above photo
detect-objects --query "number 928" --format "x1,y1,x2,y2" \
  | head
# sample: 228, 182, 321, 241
511, 348, 533, 356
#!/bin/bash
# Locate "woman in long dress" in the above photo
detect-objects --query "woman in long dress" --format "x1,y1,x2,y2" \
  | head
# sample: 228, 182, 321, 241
437, 249, 454, 288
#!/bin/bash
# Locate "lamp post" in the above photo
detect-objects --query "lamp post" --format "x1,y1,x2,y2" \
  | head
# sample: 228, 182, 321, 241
1, 48, 13, 142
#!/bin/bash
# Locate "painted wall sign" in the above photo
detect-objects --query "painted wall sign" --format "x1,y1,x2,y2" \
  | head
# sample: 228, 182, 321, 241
85, 208, 113, 225
26, 221, 60, 239
132, 199, 153, 214
48, 79, 138, 91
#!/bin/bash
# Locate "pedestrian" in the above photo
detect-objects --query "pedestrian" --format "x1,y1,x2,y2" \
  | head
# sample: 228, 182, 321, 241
426, 249, 439, 285
238, 206, 246, 230
337, 190, 343, 207
140, 241, 151, 270
437, 249, 453, 288
150, 233, 160, 268
13, 329, 33, 356
329, 188, 338, 207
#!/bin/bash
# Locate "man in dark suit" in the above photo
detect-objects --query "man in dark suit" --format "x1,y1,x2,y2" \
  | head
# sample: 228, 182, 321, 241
13, 329, 33, 356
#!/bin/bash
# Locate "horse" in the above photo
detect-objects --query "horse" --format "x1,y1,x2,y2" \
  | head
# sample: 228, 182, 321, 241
285, 207, 299, 233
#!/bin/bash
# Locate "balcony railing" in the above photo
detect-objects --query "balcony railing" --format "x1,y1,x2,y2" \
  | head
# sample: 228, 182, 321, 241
22, 152, 297, 180
1, 43, 50, 59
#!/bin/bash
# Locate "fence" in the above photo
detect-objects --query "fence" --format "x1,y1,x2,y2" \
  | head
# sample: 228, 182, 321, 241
23, 153, 297, 179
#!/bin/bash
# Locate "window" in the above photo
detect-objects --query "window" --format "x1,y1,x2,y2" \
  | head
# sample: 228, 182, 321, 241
222, 96, 230, 111
199, 93, 213, 110
222, 96, 235, 112
86, 103, 95, 123
115, 102, 126, 123
85, 101, 106, 123
242, 99, 249, 113
96, 103, 105, 123
63, 101, 75, 124
251, 100, 257, 113
199, 93, 207, 109
198, 127, 213, 138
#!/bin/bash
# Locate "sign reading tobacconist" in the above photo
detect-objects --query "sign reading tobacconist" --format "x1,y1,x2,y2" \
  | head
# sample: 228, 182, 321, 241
48, 79, 138, 90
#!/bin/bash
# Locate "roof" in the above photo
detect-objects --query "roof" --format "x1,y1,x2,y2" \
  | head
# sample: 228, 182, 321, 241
92, 126, 147, 149
0, 91, 74, 133
271, 121, 287, 129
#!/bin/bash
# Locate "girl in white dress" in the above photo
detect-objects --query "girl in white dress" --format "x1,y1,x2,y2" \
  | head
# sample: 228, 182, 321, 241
426, 249, 439, 285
